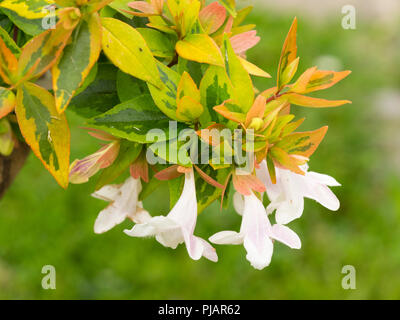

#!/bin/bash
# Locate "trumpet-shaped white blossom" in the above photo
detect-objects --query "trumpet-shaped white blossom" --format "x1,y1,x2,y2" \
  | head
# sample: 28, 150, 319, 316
210, 192, 301, 270
124, 170, 218, 262
257, 160, 341, 225
92, 176, 150, 234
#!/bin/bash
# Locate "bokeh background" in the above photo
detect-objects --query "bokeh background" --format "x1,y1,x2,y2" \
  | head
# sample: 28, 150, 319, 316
1, 0, 400, 299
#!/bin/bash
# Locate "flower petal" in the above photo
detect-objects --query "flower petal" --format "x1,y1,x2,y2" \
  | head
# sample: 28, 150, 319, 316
233, 192, 244, 216
209, 231, 243, 245
270, 224, 301, 249
241, 193, 274, 269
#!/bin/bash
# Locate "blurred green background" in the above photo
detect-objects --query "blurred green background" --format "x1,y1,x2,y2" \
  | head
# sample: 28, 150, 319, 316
1, 1, 400, 299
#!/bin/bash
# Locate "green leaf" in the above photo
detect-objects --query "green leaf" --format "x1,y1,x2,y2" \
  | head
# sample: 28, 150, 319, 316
176, 34, 224, 67
101, 17, 162, 88
96, 139, 142, 190
117, 70, 149, 102
195, 165, 230, 213
147, 61, 180, 120
199, 65, 234, 126
52, 14, 102, 113
69, 63, 119, 118
0, 8, 44, 36
168, 175, 184, 209
221, 35, 254, 112
136, 27, 176, 59
89, 94, 172, 143
15, 82, 70, 188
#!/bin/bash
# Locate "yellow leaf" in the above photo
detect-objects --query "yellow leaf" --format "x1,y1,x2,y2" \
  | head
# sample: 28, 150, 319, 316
16, 82, 70, 188
0, 0, 54, 19
238, 56, 271, 78
177, 71, 200, 102
101, 17, 162, 88
176, 34, 224, 67
176, 96, 204, 122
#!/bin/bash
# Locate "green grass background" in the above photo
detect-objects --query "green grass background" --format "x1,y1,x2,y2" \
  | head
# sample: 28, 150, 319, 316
1, 6, 400, 299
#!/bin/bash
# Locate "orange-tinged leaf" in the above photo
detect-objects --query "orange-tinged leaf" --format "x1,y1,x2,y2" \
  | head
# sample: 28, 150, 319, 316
213, 100, 246, 123
270, 147, 304, 175
127, 1, 157, 16
0, 87, 15, 119
286, 93, 352, 108
130, 151, 149, 182
261, 86, 278, 99
0, 36, 18, 84
304, 69, 351, 93
176, 34, 224, 67
290, 66, 317, 93
199, 1, 226, 34
238, 56, 271, 78
154, 164, 182, 180
230, 30, 260, 55
245, 95, 266, 127
86, 0, 115, 13
16, 82, 70, 188
232, 172, 266, 196
17, 21, 73, 82
276, 126, 328, 158
277, 17, 297, 89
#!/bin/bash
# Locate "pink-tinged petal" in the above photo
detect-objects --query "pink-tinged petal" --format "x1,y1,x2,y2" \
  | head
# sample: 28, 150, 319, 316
241, 193, 274, 270
209, 231, 243, 245
233, 192, 244, 216
182, 231, 204, 261
230, 31, 260, 55
199, 2, 226, 34
197, 237, 218, 262
307, 171, 341, 187
69, 142, 120, 184
270, 224, 301, 249
303, 183, 340, 211
128, 1, 156, 13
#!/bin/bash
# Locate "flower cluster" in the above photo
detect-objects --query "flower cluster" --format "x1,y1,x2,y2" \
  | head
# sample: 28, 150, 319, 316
0, 0, 350, 269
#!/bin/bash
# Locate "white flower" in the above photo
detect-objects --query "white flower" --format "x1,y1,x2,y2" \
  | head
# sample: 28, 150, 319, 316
209, 192, 301, 270
257, 160, 341, 225
124, 170, 218, 262
92, 176, 150, 234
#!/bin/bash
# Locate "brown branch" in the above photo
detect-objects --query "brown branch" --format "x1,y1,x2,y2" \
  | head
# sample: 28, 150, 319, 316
0, 141, 30, 200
